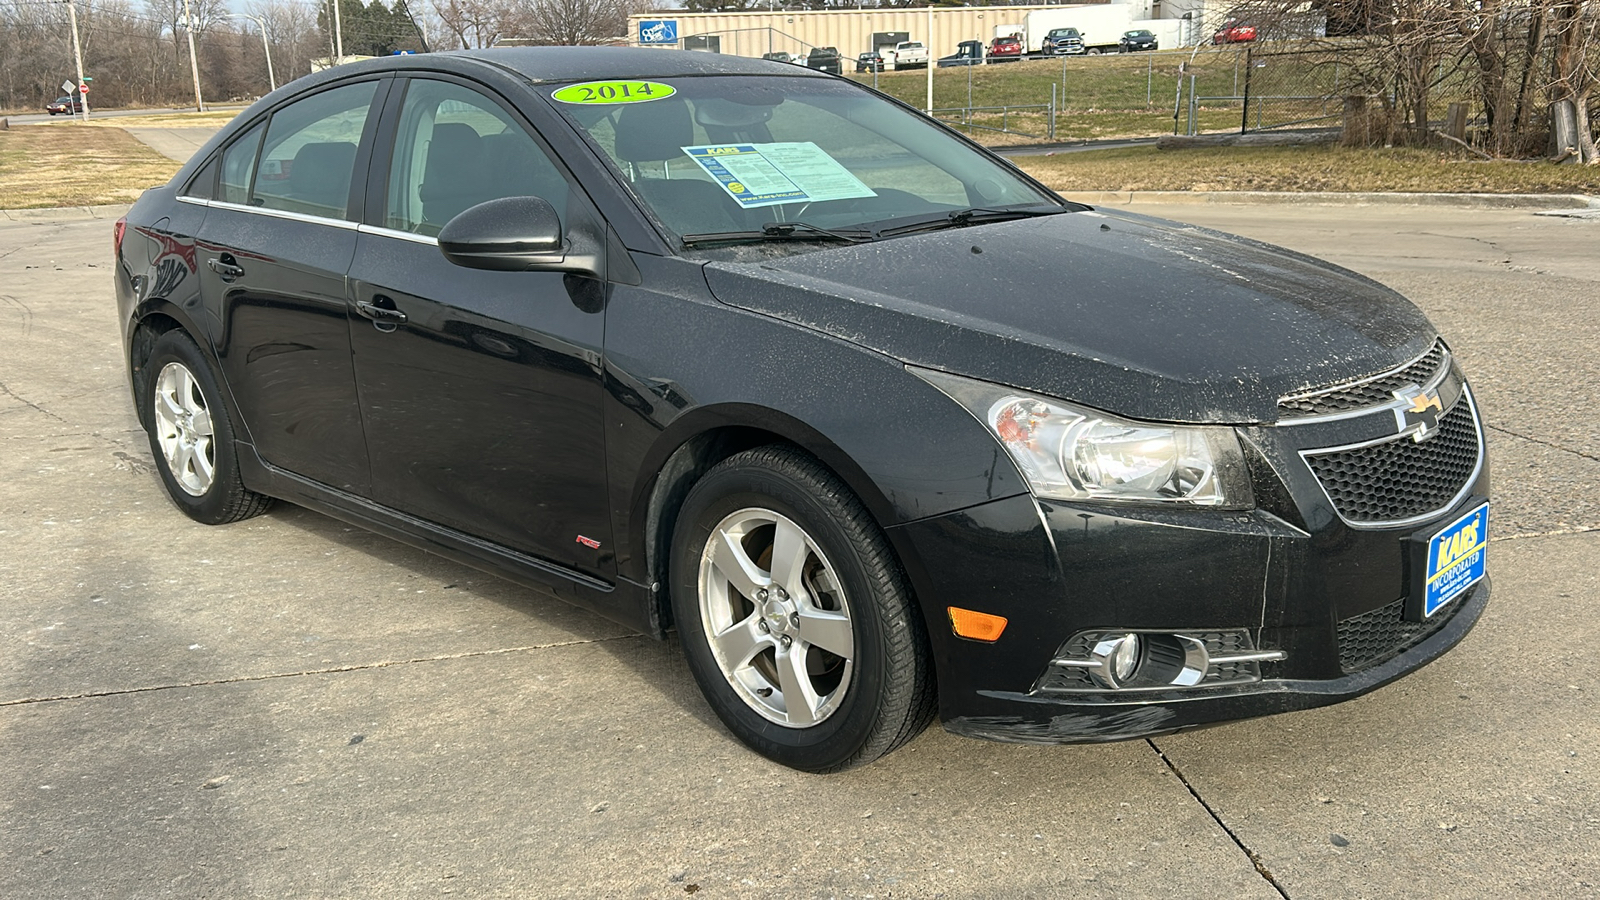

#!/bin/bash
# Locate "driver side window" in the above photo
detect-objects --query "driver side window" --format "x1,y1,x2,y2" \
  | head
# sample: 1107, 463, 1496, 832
384, 79, 569, 237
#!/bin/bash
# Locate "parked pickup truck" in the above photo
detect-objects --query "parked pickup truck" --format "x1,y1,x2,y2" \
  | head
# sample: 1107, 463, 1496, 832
886, 40, 929, 69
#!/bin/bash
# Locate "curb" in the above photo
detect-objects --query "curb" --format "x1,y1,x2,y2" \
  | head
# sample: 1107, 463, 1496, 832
1060, 191, 1600, 210
1, 203, 131, 223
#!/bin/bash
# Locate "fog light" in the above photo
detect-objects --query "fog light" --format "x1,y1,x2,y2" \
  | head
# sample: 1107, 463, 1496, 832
1110, 633, 1141, 682
1087, 633, 1143, 689
1045, 629, 1289, 693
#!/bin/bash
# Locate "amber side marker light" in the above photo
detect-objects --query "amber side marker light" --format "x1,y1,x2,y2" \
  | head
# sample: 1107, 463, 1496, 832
948, 607, 1008, 642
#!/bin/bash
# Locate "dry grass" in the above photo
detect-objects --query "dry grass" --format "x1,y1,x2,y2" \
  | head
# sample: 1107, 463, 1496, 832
0, 124, 180, 208
1016, 144, 1600, 195
73, 111, 242, 128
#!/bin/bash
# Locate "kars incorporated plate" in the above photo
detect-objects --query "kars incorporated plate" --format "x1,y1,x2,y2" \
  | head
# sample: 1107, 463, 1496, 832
1423, 503, 1488, 618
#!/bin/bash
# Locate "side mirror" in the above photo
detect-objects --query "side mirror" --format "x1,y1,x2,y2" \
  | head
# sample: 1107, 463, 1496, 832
438, 196, 571, 272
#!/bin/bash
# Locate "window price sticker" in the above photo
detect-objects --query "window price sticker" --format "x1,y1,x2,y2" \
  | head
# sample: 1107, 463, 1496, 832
682, 143, 876, 209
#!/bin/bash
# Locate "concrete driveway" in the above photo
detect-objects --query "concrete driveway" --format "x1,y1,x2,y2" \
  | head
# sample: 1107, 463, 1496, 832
1, 201, 1596, 898
122, 127, 219, 163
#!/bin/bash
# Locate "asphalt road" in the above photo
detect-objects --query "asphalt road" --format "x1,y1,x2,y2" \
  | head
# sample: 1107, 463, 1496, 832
1, 201, 1597, 898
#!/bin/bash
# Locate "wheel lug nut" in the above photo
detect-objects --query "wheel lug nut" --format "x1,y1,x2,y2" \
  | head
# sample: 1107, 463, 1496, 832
780, 635, 793, 648
790, 613, 800, 627
757, 588, 768, 600
758, 620, 770, 633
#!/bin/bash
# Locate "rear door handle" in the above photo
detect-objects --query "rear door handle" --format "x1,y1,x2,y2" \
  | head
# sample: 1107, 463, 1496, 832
207, 256, 245, 282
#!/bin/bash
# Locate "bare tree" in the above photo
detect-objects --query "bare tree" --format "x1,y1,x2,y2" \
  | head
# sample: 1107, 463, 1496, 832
1548, 0, 1600, 162
1264, 0, 1598, 159
517, 0, 635, 45
432, 0, 519, 48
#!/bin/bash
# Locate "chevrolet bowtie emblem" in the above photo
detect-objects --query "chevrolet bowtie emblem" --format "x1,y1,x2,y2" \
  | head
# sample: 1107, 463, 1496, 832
1394, 384, 1444, 442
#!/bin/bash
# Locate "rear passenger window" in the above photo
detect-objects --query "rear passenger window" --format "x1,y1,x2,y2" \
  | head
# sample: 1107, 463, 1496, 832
251, 81, 378, 220
383, 79, 569, 237
219, 122, 264, 204
183, 155, 218, 200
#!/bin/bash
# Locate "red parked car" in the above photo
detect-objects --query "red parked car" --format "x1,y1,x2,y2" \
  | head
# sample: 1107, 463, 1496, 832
45, 95, 84, 115
1213, 20, 1258, 44
987, 34, 1024, 61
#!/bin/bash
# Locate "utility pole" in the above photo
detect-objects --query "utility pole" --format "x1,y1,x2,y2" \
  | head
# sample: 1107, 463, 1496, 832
925, 4, 934, 114
182, 0, 204, 111
332, 0, 344, 63
64, 0, 89, 120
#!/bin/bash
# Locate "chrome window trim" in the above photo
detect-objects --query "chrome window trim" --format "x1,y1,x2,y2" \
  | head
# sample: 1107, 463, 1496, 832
179, 197, 361, 230
357, 224, 439, 246
176, 195, 207, 208
209, 199, 360, 230
1298, 384, 1486, 531
1278, 342, 1450, 426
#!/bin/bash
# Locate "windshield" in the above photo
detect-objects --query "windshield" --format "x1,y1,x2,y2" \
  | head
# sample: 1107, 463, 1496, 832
546, 75, 1063, 250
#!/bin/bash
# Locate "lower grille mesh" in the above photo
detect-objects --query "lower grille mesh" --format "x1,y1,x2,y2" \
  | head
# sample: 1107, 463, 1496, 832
1337, 597, 1458, 672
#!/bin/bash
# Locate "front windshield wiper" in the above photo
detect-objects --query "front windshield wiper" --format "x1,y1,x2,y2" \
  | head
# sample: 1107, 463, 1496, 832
681, 221, 875, 248
872, 205, 1069, 238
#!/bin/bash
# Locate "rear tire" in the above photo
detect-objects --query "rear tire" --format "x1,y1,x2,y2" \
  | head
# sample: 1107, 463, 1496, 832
671, 446, 935, 772
142, 330, 273, 525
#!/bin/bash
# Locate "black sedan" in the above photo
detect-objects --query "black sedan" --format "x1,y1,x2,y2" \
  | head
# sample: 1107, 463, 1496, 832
1119, 29, 1159, 52
114, 48, 1490, 772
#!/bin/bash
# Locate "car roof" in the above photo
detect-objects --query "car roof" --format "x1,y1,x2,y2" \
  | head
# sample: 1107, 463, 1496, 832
333, 46, 834, 85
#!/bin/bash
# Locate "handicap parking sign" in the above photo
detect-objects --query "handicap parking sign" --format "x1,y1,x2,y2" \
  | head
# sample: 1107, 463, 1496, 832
638, 20, 678, 44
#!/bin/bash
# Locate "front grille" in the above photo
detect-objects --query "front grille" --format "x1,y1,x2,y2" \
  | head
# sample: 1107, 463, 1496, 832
1279, 342, 1447, 418
1304, 397, 1480, 524
1337, 596, 1458, 672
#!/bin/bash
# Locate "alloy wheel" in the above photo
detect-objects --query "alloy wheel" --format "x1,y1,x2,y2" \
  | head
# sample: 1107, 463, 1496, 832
697, 507, 856, 728
151, 361, 216, 496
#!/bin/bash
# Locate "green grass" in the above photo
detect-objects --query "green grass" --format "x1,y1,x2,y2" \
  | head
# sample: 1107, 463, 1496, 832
1015, 144, 1600, 195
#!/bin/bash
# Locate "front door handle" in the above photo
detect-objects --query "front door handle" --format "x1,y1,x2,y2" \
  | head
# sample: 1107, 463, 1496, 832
207, 255, 245, 282
356, 298, 408, 329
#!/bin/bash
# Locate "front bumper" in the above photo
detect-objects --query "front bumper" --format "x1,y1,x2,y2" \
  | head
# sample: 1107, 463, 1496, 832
946, 579, 1487, 743
886, 369, 1490, 744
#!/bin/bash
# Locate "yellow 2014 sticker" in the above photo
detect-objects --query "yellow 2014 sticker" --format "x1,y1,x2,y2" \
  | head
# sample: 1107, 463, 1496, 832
551, 81, 676, 105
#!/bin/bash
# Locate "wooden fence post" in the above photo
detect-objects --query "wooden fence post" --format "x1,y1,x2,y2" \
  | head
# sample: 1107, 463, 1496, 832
1342, 95, 1369, 147
1445, 103, 1468, 143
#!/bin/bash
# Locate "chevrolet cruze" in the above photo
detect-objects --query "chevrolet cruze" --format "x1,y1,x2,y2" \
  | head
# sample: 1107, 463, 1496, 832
114, 48, 1490, 772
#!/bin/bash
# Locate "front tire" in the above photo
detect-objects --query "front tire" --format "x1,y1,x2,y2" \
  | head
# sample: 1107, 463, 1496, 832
670, 446, 934, 772
142, 330, 273, 525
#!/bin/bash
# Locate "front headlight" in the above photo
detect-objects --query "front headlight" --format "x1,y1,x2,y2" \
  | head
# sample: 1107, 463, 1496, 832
913, 368, 1254, 508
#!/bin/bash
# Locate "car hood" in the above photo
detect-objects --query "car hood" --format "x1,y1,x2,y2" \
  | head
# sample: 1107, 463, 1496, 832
701, 210, 1435, 424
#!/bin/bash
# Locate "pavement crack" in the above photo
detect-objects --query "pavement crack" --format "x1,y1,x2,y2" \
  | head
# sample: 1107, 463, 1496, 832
1491, 525, 1600, 542
1486, 423, 1600, 463
0, 380, 68, 424
1148, 737, 1291, 899
0, 635, 639, 707
1408, 230, 1511, 261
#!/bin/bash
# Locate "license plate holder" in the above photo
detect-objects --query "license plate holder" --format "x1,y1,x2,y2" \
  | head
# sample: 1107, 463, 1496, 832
1408, 501, 1488, 622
